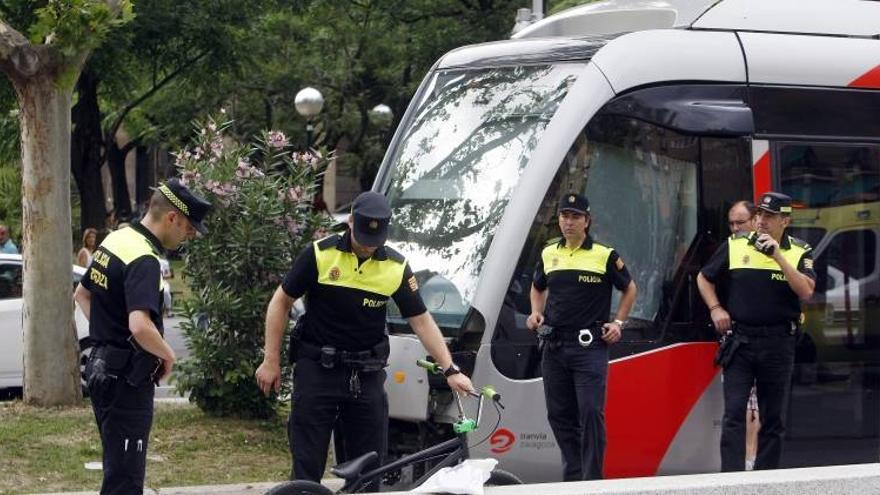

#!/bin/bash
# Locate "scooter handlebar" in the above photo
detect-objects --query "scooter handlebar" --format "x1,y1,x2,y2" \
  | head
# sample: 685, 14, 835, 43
416, 359, 442, 375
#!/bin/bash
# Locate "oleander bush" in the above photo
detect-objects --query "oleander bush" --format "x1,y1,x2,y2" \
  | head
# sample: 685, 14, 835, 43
173, 116, 330, 418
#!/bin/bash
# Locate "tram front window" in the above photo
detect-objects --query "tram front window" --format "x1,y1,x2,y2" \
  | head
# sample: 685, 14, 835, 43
380, 63, 583, 334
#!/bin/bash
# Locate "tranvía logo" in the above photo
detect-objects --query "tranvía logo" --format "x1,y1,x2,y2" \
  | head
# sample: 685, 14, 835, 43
490, 428, 515, 454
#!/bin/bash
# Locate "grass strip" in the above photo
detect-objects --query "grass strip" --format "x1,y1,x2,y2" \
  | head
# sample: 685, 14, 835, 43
0, 401, 291, 494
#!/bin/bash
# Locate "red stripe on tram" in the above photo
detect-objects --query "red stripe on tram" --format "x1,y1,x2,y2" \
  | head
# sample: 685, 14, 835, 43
604, 343, 719, 478
752, 151, 771, 203
849, 64, 880, 89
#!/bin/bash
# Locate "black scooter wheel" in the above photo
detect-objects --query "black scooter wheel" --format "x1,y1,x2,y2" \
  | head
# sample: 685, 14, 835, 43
264, 480, 334, 495
486, 468, 523, 485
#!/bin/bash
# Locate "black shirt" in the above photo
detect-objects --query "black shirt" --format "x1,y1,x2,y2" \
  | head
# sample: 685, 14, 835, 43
701, 232, 815, 325
81, 223, 165, 346
282, 231, 426, 351
533, 236, 632, 329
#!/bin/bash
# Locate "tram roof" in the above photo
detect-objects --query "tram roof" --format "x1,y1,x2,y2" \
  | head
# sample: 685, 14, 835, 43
512, 0, 880, 40
436, 35, 617, 70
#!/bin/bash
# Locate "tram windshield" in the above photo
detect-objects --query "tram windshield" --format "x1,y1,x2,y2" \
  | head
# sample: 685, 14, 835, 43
382, 63, 583, 331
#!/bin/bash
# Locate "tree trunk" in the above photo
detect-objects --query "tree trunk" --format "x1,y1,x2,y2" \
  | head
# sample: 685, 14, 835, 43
15, 76, 80, 405
107, 139, 132, 220
135, 145, 152, 213
71, 67, 106, 231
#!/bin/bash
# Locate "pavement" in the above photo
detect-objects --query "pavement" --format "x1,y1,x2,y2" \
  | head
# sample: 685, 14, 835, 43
43, 478, 344, 495
38, 463, 880, 494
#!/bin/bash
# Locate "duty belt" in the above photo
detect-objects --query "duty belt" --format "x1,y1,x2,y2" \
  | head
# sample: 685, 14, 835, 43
295, 339, 389, 371
734, 321, 797, 337
544, 323, 605, 349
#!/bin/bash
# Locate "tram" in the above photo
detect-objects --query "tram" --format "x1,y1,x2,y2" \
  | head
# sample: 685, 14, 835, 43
375, 0, 880, 481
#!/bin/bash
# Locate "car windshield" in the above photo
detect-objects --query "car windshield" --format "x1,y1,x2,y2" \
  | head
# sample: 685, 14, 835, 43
380, 63, 583, 332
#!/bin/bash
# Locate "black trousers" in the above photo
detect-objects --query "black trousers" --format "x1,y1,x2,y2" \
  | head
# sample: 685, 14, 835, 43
288, 358, 387, 484
542, 340, 609, 481
87, 358, 155, 495
721, 333, 795, 471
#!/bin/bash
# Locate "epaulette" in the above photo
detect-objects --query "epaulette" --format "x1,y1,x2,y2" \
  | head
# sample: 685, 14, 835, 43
730, 231, 751, 240
383, 245, 406, 263
788, 235, 811, 250
591, 239, 609, 249
316, 234, 340, 250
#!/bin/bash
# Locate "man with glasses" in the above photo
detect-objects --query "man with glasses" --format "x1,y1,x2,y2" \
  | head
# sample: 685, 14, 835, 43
697, 192, 815, 471
728, 200, 756, 234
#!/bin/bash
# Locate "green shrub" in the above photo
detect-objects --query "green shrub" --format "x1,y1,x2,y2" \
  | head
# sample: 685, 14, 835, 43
173, 117, 330, 418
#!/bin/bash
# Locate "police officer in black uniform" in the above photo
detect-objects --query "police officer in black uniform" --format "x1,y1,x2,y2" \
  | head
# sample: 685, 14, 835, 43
256, 191, 474, 484
697, 191, 815, 471
74, 179, 211, 494
527, 193, 637, 481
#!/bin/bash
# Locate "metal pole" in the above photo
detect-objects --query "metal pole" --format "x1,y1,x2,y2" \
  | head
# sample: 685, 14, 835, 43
306, 122, 314, 150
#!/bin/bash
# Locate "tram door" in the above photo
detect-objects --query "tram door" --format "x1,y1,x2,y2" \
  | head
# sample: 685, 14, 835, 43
752, 84, 880, 467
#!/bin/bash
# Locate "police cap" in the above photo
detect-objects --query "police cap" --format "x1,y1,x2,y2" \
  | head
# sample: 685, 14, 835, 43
757, 191, 793, 215
155, 179, 212, 234
558, 193, 590, 215
351, 191, 391, 247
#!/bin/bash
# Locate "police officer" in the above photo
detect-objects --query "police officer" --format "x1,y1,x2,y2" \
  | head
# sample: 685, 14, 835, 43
74, 179, 211, 494
256, 191, 474, 484
697, 191, 815, 471
527, 193, 637, 481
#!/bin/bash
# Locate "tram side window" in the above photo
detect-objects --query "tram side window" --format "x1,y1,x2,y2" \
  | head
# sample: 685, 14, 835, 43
490, 117, 700, 379
775, 141, 880, 467
776, 141, 880, 327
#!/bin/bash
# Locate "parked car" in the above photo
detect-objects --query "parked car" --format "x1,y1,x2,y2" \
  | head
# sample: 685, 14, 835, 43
0, 254, 91, 391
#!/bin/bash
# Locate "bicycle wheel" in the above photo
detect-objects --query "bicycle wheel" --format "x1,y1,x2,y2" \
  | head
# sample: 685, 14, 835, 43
264, 480, 334, 495
486, 468, 523, 485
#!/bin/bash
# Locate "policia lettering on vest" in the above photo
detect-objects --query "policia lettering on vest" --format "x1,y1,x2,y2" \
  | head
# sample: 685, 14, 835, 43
74, 179, 211, 495
256, 191, 474, 486
527, 193, 637, 481
697, 192, 816, 472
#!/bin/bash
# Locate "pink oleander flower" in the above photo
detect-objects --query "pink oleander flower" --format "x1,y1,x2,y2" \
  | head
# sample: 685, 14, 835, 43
210, 137, 224, 156
267, 131, 289, 149
292, 150, 323, 170
181, 170, 201, 187
286, 186, 307, 202
284, 216, 299, 235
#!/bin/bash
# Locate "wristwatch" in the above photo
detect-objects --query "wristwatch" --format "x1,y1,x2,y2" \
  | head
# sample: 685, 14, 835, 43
613, 319, 626, 328
443, 363, 461, 377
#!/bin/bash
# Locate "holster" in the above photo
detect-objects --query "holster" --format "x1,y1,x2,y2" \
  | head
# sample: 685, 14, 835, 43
536, 324, 554, 353
87, 345, 132, 395
125, 337, 162, 387
288, 316, 307, 365
714, 331, 746, 369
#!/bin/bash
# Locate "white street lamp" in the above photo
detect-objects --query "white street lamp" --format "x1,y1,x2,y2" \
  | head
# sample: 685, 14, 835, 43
295, 87, 324, 148
369, 104, 393, 127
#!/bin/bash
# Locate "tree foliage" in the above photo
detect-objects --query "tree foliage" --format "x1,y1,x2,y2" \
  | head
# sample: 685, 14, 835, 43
172, 117, 330, 418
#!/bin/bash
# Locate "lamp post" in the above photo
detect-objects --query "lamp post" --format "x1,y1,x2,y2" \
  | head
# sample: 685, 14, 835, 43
369, 103, 393, 127
295, 87, 324, 149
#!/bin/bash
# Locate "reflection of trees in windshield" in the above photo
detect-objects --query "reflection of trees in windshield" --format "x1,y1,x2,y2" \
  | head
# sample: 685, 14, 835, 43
393, 66, 568, 186
385, 65, 579, 306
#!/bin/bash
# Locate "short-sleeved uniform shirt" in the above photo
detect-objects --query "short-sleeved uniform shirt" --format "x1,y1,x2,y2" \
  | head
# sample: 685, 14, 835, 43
701, 231, 815, 326
533, 236, 632, 329
80, 223, 165, 346
282, 231, 426, 351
